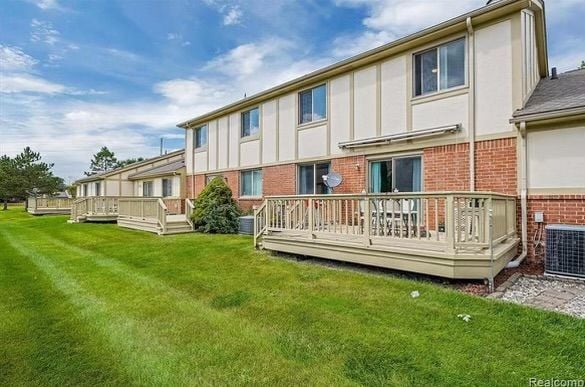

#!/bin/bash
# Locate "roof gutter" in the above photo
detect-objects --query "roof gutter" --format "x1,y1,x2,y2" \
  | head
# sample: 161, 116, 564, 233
338, 124, 460, 150
510, 106, 585, 124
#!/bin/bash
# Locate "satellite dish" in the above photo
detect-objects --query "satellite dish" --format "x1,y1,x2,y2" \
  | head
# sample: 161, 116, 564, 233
322, 171, 342, 191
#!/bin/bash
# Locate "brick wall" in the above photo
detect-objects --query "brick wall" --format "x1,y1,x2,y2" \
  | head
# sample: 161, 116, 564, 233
262, 164, 297, 196
526, 195, 585, 262
475, 138, 517, 195
423, 143, 470, 191
331, 155, 366, 193
186, 175, 205, 199
423, 138, 517, 195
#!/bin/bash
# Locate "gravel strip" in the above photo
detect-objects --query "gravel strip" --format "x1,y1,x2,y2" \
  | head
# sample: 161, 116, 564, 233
498, 275, 585, 318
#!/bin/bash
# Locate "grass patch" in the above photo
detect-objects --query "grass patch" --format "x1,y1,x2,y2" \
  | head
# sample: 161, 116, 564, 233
1, 206, 584, 385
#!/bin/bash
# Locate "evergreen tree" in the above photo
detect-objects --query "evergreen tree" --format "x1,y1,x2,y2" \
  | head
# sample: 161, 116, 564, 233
85, 146, 117, 176
0, 147, 64, 210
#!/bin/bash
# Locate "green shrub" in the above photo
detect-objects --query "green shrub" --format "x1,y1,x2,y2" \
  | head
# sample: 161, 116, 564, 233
191, 177, 241, 233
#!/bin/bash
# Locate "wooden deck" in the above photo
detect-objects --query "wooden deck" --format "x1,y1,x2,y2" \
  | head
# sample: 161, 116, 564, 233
70, 196, 194, 235
254, 192, 519, 280
27, 197, 73, 215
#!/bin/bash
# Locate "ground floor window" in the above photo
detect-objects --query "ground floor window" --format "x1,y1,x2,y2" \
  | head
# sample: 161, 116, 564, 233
83, 183, 88, 197
369, 156, 422, 193
95, 181, 101, 196
240, 169, 262, 197
143, 181, 154, 197
162, 178, 173, 197
298, 162, 330, 194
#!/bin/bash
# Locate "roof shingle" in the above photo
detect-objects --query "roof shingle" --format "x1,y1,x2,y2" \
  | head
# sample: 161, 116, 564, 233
513, 69, 585, 118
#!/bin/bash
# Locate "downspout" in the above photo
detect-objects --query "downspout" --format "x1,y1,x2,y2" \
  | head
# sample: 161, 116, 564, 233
467, 17, 476, 192
506, 121, 528, 268
190, 127, 195, 199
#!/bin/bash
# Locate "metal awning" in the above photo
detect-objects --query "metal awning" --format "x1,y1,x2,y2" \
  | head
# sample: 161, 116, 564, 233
338, 124, 461, 149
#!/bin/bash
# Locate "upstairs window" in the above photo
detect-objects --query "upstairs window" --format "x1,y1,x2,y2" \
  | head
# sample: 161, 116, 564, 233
299, 84, 326, 124
241, 108, 260, 137
195, 125, 207, 149
414, 38, 465, 97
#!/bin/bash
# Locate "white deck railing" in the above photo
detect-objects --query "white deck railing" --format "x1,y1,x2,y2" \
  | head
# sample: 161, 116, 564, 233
28, 196, 73, 211
118, 197, 168, 233
255, 192, 516, 252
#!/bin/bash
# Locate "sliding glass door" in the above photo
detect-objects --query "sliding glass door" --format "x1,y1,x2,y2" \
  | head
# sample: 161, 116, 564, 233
369, 156, 422, 193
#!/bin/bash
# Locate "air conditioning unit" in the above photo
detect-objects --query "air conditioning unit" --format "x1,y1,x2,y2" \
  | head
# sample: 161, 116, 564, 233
545, 224, 585, 278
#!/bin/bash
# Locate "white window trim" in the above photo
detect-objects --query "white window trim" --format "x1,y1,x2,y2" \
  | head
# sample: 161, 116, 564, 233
297, 162, 331, 195
298, 84, 327, 125
413, 37, 467, 98
194, 125, 208, 149
367, 154, 424, 193
241, 107, 260, 138
240, 169, 262, 198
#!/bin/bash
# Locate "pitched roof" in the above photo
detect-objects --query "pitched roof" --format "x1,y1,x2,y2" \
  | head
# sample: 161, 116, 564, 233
177, 0, 547, 129
74, 149, 184, 184
513, 69, 585, 119
127, 160, 185, 180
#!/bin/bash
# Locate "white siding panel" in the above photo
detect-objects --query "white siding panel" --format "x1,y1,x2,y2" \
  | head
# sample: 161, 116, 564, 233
298, 125, 327, 159
218, 117, 229, 169
208, 120, 218, 171
262, 100, 277, 163
228, 113, 240, 168
353, 66, 377, 140
412, 94, 468, 135
240, 140, 261, 167
278, 94, 295, 161
527, 126, 585, 189
381, 56, 407, 135
185, 129, 193, 173
476, 19, 514, 136
329, 75, 351, 154
194, 151, 208, 173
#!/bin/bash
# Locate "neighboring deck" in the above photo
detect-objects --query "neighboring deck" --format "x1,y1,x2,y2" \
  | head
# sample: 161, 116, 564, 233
27, 197, 73, 215
254, 192, 519, 280
70, 196, 194, 235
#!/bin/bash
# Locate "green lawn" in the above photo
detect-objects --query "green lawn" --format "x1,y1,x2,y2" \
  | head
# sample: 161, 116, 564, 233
1, 207, 583, 386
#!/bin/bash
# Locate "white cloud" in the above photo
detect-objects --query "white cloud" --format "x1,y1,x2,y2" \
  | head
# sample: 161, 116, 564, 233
32, 0, 61, 10
223, 6, 242, 25
203, 0, 244, 26
30, 19, 60, 45
0, 74, 66, 94
332, 0, 484, 58
0, 45, 38, 71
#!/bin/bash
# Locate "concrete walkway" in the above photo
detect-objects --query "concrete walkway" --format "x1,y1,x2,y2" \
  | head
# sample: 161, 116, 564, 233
491, 274, 585, 318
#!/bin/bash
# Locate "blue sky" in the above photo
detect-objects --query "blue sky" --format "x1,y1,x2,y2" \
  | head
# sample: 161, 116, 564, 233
1, 0, 583, 181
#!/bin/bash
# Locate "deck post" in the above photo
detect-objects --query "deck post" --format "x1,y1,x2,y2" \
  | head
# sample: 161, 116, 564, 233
446, 195, 455, 254
364, 197, 371, 246
308, 198, 315, 239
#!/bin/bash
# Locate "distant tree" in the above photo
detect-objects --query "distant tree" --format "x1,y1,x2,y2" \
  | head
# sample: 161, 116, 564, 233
115, 157, 145, 169
580, 60, 585, 70
0, 147, 64, 210
85, 146, 117, 176
65, 184, 77, 198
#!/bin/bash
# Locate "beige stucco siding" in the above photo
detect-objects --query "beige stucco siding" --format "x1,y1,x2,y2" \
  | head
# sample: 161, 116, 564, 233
298, 124, 328, 159
527, 125, 585, 192
329, 75, 351, 155
228, 113, 239, 168
208, 120, 218, 171
476, 19, 514, 136
218, 117, 229, 169
240, 139, 261, 166
353, 66, 377, 140
261, 100, 278, 163
381, 55, 407, 135
412, 94, 469, 134
278, 93, 296, 161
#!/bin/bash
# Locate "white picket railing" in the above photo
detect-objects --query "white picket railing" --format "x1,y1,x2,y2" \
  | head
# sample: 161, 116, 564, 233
28, 196, 73, 211
118, 197, 168, 233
